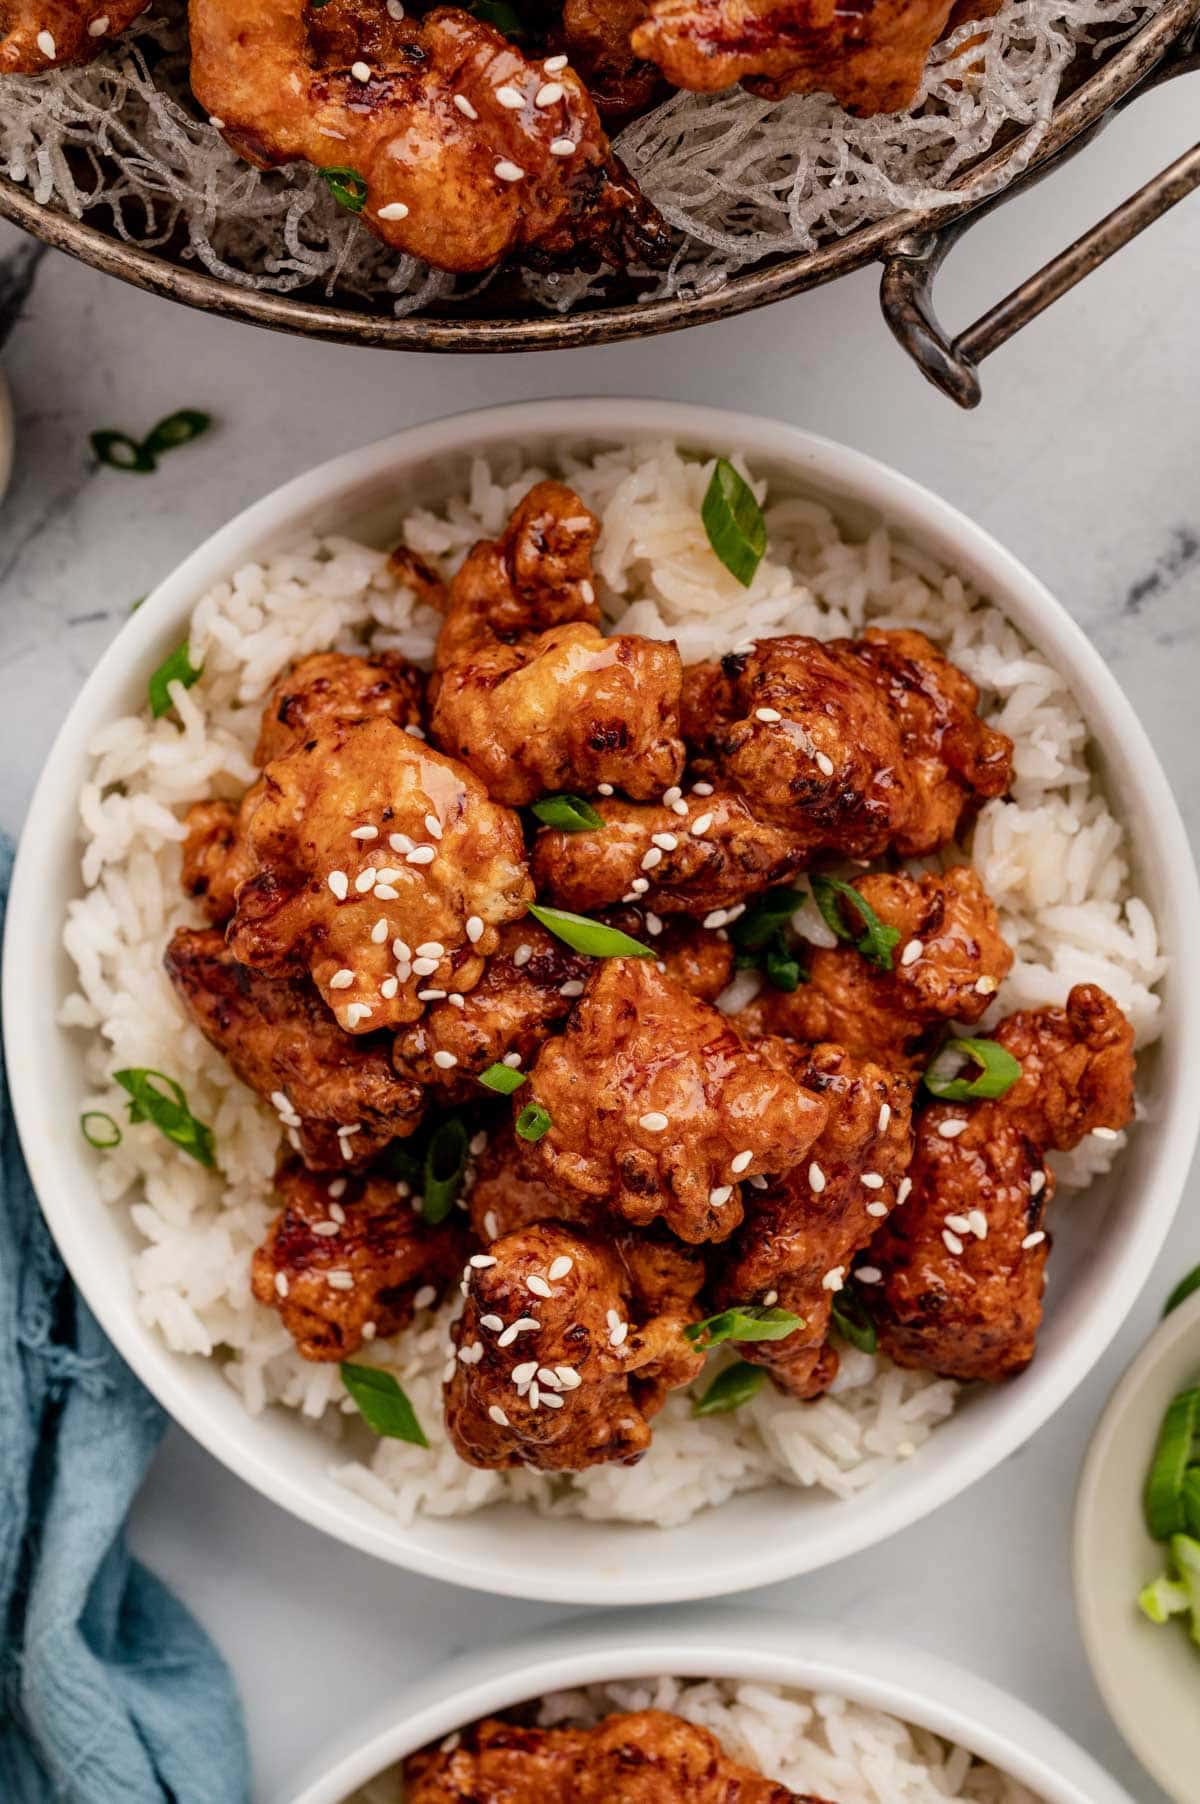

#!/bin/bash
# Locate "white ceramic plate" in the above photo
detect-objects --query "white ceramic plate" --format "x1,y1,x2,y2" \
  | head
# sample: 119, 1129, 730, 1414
276, 1609, 1137, 1804
1075, 1286, 1200, 1804
6, 399, 1199, 1605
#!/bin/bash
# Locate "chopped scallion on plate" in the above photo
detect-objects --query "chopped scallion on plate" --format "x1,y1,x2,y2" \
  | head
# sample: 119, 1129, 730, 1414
318, 166, 369, 212
830, 1284, 877, 1354
1165, 1263, 1200, 1318
80, 1110, 122, 1150
339, 1362, 428, 1445
478, 1062, 527, 1095
142, 410, 212, 456
923, 1037, 1022, 1104
684, 1303, 803, 1351
148, 642, 204, 719
692, 1359, 767, 1417
527, 902, 652, 960
811, 875, 900, 972
515, 1101, 552, 1144
729, 885, 806, 954
422, 1116, 469, 1224
112, 1068, 215, 1168
1144, 1386, 1200, 1541
91, 411, 212, 474
530, 794, 606, 832
701, 458, 766, 588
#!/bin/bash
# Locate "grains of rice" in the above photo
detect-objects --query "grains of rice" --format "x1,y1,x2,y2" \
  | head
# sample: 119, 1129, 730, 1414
60, 441, 1164, 1529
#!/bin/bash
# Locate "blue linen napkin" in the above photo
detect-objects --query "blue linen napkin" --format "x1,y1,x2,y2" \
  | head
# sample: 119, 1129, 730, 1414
0, 837, 251, 1803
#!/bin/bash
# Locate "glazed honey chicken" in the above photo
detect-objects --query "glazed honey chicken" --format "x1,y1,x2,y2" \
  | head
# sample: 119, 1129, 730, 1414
161, 477, 1136, 1475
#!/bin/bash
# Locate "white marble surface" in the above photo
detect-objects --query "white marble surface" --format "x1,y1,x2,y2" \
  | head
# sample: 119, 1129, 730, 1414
2, 72, 1199, 1804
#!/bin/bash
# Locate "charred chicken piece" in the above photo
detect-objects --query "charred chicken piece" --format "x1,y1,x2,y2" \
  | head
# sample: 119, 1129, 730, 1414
532, 784, 807, 917
188, 0, 668, 275
251, 1162, 464, 1360
226, 717, 532, 1031
444, 1221, 704, 1470
466, 1123, 591, 1244
735, 867, 1012, 1070
405, 1708, 814, 1801
561, 0, 669, 119
871, 983, 1135, 1383
714, 1043, 914, 1399
165, 926, 424, 1168
630, 0, 1001, 115
181, 794, 260, 927
523, 959, 827, 1243
683, 629, 1012, 857
254, 649, 427, 767
430, 483, 685, 805
1, 0, 148, 73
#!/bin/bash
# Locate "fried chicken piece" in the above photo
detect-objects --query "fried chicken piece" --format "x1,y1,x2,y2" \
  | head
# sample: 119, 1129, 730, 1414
466, 1123, 590, 1243
430, 483, 684, 805
405, 1709, 812, 1802
226, 717, 532, 1031
181, 795, 259, 926
561, 0, 668, 118
255, 649, 427, 767
188, 0, 667, 275
871, 984, 1135, 1383
532, 785, 806, 917
735, 867, 1012, 1071
523, 960, 827, 1243
444, 1221, 704, 1470
251, 1162, 464, 1360
714, 1043, 914, 1398
165, 927, 424, 1167
684, 630, 1012, 856
1, 0, 147, 73
631, 0, 1002, 115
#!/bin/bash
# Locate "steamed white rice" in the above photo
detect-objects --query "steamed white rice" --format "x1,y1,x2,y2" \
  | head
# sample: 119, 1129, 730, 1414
351, 1675, 1041, 1802
61, 441, 1164, 1528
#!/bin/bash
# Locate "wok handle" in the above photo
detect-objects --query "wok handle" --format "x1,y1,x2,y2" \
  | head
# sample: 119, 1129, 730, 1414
879, 45, 1200, 407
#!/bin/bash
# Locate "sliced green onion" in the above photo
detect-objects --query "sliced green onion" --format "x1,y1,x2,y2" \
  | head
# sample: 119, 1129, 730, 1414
148, 642, 204, 719
764, 938, 803, 992
1164, 1263, 1200, 1318
515, 1101, 552, 1144
142, 410, 212, 456
1144, 1387, 1200, 1541
422, 1117, 469, 1224
80, 1111, 122, 1150
1139, 1573, 1191, 1625
684, 1303, 803, 1351
1184, 1469, 1200, 1540
811, 875, 901, 972
339, 1362, 428, 1445
318, 166, 369, 212
923, 1036, 1022, 1104
701, 458, 766, 589
478, 1062, 527, 1095
468, 0, 526, 34
692, 1360, 767, 1417
729, 885, 806, 954
526, 903, 652, 961
90, 430, 155, 474
530, 794, 605, 832
113, 1068, 215, 1168
830, 1285, 877, 1354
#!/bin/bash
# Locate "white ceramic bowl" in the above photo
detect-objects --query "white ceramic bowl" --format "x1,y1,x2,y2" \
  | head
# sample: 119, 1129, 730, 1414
6, 399, 1199, 1605
1075, 1285, 1200, 1804
277, 1609, 1137, 1804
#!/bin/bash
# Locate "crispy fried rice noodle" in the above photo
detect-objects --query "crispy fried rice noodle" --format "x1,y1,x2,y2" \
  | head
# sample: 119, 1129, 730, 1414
0, 1, 1161, 314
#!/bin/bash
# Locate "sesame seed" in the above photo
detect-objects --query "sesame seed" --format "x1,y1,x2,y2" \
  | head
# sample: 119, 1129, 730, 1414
942, 1230, 964, 1255
542, 1391, 564, 1409
495, 159, 525, 182
375, 884, 400, 901
597, 783, 614, 796
395, 961, 412, 982
662, 786, 682, 805
862, 1172, 884, 1189
480, 1313, 504, 1331
371, 918, 389, 944
362, 1321, 377, 1341
809, 1161, 826, 1192
431, 1050, 457, 1071
703, 910, 728, 930
351, 59, 371, 80
968, 1210, 989, 1239
496, 84, 525, 107
897, 1176, 913, 1205
1093, 1126, 1119, 1141
944, 1213, 972, 1234
556, 1366, 581, 1388
406, 725, 426, 740
449, 993, 465, 1009
544, 52, 568, 70
609, 1320, 628, 1347
329, 968, 355, 990
351, 825, 379, 840
442, 1359, 456, 1382
488, 1405, 510, 1426
497, 1324, 520, 1347
423, 815, 443, 840
548, 1256, 574, 1280
344, 1003, 373, 1028
208, 113, 224, 125
454, 93, 479, 120
974, 975, 997, 995
274, 1271, 289, 1297
387, 0, 404, 16
513, 944, 532, 967
559, 979, 584, 998
327, 1271, 354, 1290
512, 1316, 540, 1332
393, 939, 412, 961
709, 1185, 732, 1206
417, 989, 446, 1003
377, 201, 410, 221
639, 1111, 669, 1132
670, 799, 689, 817
900, 939, 923, 967
731, 1149, 753, 1174
822, 1266, 845, 1292
389, 833, 413, 854
816, 752, 835, 777
483, 1210, 499, 1241
755, 707, 781, 723
512, 1359, 538, 1385
416, 941, 445, 959
36, 28, 55, 56
1030, 1170, 1046, 1196
457, 1343, 481, 1365
328, 1179, 347, 1198
465, 915, 484, 944
88, 14, 110, 33
469, 1253, 497, 1269
355, 869, 377, 893
762, 1289, 778, 1306
645, 912, 663, 936
328, 870, 349, 900
866, 1201, 888, 1218
502, 1052, 522, 1069
641, 847, 663, 870
527, 1275, 553, 1299
407, 846, 435, 865
270, 1089, 290, 1113
549, 138, 576, 157
631, 879, 650, 895
651, 832, 678, 851
535, 80, 564, 105
857, 1266, 882, 1284
415, 1285, 437, 1309
937, 1117, 968, 1139
580, 580, 595, 605
691, 813, 713, 836
878, 1102, 891, 1133
413, 957, 438, 977
692, 781, 714, 796
1022, 1230, 1046, 1249
313, 1221, 340, 1237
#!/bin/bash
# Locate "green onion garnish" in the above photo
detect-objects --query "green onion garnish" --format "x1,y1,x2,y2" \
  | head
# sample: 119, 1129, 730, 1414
80, 1110, 122, 1149
142, 410, 212, 457
112, 1068, 215, 1168
1184, 1470, 1200, 1540
692, 1359, 767, 1417
830, 1285, 877, 1354
811, 875, 901, 972
421, 1117, 469, 1224
763, 940, 803, 992
531, 794, 606, 833
148, 642, 204, 719
515, 1102, 552, 1143
1139, 1571, 1192, 1625
1144, 1387, 1200, 1541
468, 0, 526, 34
923, 1037, 1022, 1104
526, 903, 652, 961
729, 886, 806, 954
701, 458, 766, 589
90, 430, 155, 474
684, 1303, 803, 1351
478, 1062, 527, 1095
318, 166, 369, 212
1164, 1263, 1200, 1318
339, 1362, 428, 1445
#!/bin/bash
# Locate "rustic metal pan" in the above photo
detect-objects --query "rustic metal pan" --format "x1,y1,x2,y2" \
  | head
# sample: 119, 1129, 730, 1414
1, 0, 1197, 400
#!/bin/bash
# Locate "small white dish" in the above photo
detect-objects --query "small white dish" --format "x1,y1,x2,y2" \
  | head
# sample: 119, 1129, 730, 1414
5, 398, 1199, 1604
1075, 1284, 1200, 1804
277, 1608, 1137, 1804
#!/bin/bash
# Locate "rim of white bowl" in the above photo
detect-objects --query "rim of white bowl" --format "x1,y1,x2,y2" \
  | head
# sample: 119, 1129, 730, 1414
278, 1609, 1137, 1804
5, 398, 1199, 1605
